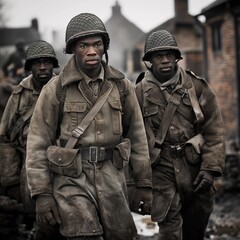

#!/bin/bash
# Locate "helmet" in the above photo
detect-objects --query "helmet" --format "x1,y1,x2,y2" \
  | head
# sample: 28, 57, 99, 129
142, 30, 182, 61
65, 13, 110, 54
24, 40, 59, 71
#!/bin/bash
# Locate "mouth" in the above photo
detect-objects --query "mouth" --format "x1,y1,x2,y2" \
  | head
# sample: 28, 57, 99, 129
86, 59, 99, 65
38, 73, 49, 78
161, 67, 172, 72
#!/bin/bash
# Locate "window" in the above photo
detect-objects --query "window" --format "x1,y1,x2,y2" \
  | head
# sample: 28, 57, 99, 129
211, 21, 222, 52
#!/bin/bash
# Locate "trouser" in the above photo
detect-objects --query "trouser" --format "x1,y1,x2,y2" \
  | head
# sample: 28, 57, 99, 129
152, 160, 215, 240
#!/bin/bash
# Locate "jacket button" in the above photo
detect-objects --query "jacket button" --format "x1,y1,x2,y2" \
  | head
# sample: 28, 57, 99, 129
97, 131, 101, 135
58, 158, 62, 162
170, 125, 175, 129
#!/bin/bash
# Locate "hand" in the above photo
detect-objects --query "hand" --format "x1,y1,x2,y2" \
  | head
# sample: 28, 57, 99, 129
131, 187, 152, 215
36, 194, 61, 225
6, 184, 22, 203
194, 170, 214, 194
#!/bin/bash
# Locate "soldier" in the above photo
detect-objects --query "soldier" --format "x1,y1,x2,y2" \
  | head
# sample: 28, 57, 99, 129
135, 30, 225, 240
25, 13, 152, 240
0, 40, 64, 239
2, 40, 27, 84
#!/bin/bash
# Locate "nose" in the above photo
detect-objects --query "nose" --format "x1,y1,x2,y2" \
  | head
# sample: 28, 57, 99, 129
87, 45, 97, 55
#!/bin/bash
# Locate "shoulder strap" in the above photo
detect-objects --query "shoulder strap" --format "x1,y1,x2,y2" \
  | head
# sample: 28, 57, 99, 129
10, 103, 36, 142
55, 74, 67, 138
65, 85, 113, 149
185, 73, 204, 123
115, 79, 127, 107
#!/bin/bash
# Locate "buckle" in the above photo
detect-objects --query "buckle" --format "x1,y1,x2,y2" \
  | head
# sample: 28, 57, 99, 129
170, 144, 184, 157
89, 146, 105, 162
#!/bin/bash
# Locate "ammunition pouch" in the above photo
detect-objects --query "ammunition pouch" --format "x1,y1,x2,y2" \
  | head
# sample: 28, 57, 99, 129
47, 146, 82, 178
112, 138, 131, 169
184, 133, 205, 165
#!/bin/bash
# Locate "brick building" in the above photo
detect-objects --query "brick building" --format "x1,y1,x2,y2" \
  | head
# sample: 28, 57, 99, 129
128, 0, 203, 81
197, 0, 240, 150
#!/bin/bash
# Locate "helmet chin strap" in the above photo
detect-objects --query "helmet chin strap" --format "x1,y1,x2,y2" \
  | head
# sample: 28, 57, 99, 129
143, 61, 152, 70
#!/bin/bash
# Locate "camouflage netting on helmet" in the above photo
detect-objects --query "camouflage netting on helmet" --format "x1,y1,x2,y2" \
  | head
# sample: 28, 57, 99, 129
143, 30, 182, 61
24, 40, 59, 70
65, 13, 110, 54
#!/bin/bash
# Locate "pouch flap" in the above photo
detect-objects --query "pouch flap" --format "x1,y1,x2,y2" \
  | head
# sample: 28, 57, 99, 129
108, 100, 122, 111
185, 133, 205, 154
64, 102, 87, 113
47, 146, 79, 167
143, 106, 158, 117
115, 138, 131, 160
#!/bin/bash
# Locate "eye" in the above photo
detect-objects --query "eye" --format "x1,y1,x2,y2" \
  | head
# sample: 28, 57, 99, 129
79, 43, 87, 49
95, 42, 103, 48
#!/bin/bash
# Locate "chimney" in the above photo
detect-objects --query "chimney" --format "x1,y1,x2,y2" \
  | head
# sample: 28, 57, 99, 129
112, 1, 121, 16
31, 18, 38, 31
174, 0, 188, 16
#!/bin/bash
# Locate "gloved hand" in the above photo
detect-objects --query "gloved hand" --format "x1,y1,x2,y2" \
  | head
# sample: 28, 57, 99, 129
36, 194, 61, 225
131, 187, 152, 215
194, 170, 214, 194
6, 184, 22, 203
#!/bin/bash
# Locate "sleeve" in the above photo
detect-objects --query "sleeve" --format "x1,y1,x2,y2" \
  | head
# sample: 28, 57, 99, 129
0, 93, 22, 186
122, 79, 152, 188
197, 79, 225, 176
26, 81, 60, 197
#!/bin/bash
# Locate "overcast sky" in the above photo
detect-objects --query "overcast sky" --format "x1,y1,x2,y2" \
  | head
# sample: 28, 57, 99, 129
4, 0, 214, 42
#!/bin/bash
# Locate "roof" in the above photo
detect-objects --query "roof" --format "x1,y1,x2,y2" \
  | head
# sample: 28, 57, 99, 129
0, 27, 41, 46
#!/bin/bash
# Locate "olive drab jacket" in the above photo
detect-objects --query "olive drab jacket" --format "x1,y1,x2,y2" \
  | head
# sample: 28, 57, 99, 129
0, 75, 40, 186
0, 75, 41, 212
136, 67, 225, 222
136, 67, 225, 174
26, 56, 152, 238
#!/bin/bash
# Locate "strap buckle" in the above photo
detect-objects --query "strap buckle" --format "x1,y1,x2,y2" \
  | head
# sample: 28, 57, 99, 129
170, 144, 185, 157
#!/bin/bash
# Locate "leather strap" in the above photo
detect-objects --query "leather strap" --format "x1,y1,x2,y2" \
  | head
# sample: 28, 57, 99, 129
154, 90, 182, 148
65, 85, 113, 149
10, 103, 36, 141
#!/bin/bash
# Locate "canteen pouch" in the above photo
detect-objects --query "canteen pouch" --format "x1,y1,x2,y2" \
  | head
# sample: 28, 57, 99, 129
184, 133, 205, 165
46, 146, 82, 178
112, 138, 131, 169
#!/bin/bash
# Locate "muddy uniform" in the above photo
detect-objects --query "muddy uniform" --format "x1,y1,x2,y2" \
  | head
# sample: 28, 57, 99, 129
0, 40, 64, 240
136, 66, 225, 239
0, 75, 39, 206
26, 57, 152, 239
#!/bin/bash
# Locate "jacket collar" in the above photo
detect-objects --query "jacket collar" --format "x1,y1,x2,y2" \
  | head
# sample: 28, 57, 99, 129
144, 66, 192, 91
60, 56, 125, 87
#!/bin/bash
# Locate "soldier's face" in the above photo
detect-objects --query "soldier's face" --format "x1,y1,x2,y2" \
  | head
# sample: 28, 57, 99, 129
72, 36, 104, 76
31, 57, 54, 86
150, 50, 177, 83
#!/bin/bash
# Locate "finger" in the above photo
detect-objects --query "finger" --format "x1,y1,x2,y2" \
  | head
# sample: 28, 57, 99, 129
52, 207, 61, 224
193, 175, 201, 186
45, 212, 57, 225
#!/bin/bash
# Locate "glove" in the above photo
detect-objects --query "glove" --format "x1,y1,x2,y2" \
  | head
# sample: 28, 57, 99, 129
6, 184, 22, 203
194, 170, 214, 194
36, 194, 61, 225
131, 187, 152, 215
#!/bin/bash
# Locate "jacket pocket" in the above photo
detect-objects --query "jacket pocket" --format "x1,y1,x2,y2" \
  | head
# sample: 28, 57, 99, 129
112, 138, 131, 169
46, 146, 82, 178
143, 105, 158, 117
108, 100, 122, 135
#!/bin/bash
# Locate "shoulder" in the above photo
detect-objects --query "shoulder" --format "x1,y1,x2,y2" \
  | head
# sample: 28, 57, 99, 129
12, 84, 23, 95
186, 69, 207, 84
